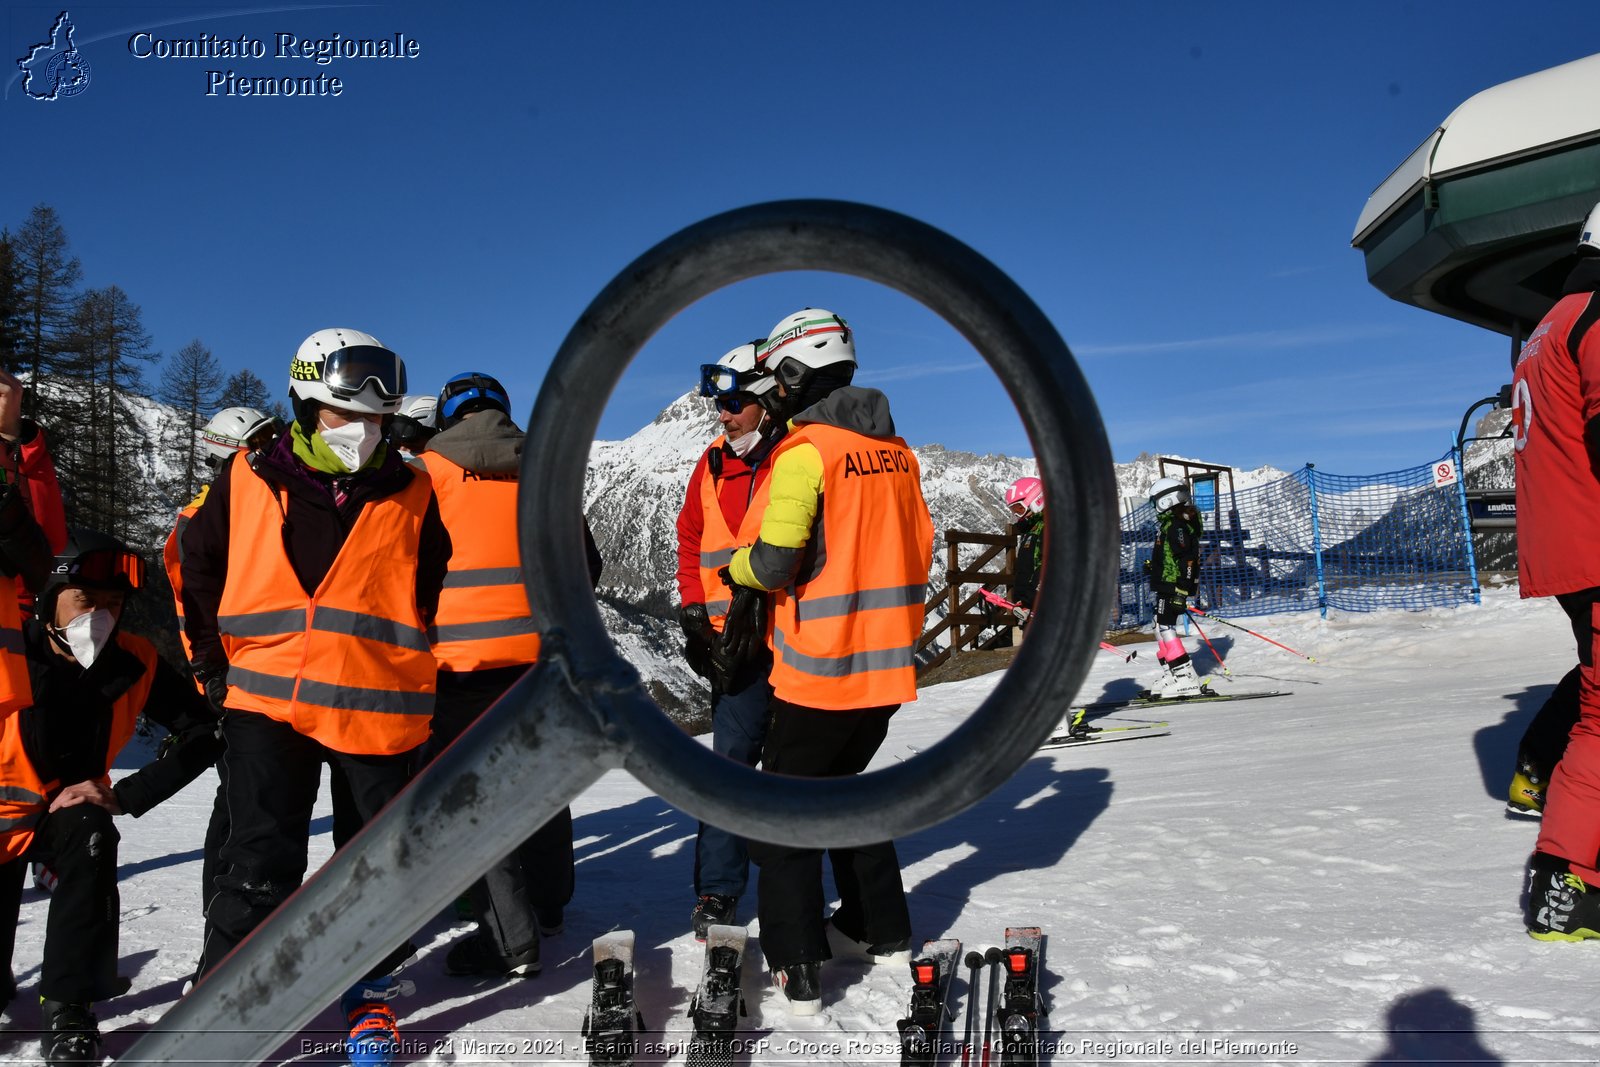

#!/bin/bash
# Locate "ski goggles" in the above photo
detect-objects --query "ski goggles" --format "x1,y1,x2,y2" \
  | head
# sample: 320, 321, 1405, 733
696, 364, 749, 412
62, 547, 146, 591
322, 346, 407, 402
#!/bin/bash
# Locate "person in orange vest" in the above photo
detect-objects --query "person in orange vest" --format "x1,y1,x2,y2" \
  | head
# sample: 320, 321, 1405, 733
162, 406, 284, 923
676, 341, 784, 940
180, 329, 451, 1065
0, 529, 221, 1065
164, 406, 281, 667
721, 308, 934, 1015
417, 371, 601, 978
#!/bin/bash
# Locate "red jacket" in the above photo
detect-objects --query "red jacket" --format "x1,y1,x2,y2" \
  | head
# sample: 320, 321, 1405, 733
1513, 278, 1600, 597
675, 444, 771, 606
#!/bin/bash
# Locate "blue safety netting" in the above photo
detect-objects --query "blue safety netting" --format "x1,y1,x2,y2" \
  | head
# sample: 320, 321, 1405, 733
1112, 452, 1478, 628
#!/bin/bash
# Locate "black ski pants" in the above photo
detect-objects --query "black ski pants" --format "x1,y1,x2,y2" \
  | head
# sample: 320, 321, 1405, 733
1517, 589, 1600, 773
426, 666, 575, 958
0, 803, 121, 1003
198, 710, 417, 977
200, 754, 361, 916
748, 698, 910, 970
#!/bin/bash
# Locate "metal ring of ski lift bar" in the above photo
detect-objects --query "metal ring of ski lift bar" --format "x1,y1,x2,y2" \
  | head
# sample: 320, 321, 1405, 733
122, 200, 1120, 1065
521, 198, 1118, 846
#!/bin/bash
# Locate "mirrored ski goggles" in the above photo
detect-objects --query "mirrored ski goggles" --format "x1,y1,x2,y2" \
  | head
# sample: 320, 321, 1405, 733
322, 346, 407, 402
64, 548, 146, 591
698, 363, 750, 399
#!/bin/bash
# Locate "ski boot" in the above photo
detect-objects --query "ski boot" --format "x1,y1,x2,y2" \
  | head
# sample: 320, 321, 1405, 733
1525, 851, 1600, 941
341, 974, 410, 1066
1507, 753, 1546, 818
773, 962, 820, 1017
1150, 660, 1204, 700
691, 894, 737, 941
825, 919, 912, 966
40, 999, 101, 1066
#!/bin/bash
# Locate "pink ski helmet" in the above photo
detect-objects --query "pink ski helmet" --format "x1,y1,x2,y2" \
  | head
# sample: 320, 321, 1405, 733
1005, 476, 1044, 514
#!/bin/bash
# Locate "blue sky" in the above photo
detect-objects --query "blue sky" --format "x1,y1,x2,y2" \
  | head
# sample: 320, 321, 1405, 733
4, 2, 1593, 474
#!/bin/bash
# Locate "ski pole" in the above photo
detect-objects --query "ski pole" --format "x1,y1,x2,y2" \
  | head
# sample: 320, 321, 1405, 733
979, 588, 1134, 661
982, 946, 1002, 1067
1185, 613, 1232, 679
961, 949, 984, 1067
1188, 606, 1319, 662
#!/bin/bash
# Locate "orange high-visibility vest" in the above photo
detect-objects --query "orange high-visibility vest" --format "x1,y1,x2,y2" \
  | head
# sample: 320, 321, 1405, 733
218, 456, 436, 755
0, 631, 156, 860
695, 436, 773, 634
163, 486, 208, 672
0, 593, 28, 721
765, 423, 933, 710
420, 452, 540, 671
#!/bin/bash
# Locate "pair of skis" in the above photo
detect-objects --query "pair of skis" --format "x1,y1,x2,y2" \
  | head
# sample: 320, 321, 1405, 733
897, 927, 1045, 1067
581, 926, 747, 1067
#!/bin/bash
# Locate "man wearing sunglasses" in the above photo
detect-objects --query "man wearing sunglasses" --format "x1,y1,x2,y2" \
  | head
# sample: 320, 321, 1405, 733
180, 328, 452, 1065
721, 309, 934, 1016
675, 341, 785, 941
0, 529, 222, 1064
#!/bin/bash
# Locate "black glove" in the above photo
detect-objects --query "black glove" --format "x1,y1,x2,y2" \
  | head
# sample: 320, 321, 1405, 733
678, 603, 715, 680
193, 663, 230, 715
713, 566, 767, 688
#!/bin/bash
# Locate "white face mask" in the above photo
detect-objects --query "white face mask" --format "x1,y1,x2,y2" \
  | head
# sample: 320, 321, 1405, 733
319, 419, 381, 472
725, 410, 768, 458
60, 608, 116, 668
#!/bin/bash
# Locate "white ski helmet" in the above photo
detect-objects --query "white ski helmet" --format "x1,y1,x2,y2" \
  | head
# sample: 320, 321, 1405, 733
698, 341, 777, 412
198, 406, 278, 465
758, 309, 855, 387
289, 327, 407, 419
1005, 476, 1044, 514
1148, 476, 1191, 514
396, 394, 438, 429
1581, 199, 1600, 256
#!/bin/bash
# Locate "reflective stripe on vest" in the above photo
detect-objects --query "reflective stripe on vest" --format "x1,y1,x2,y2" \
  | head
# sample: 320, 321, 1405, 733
0, 591, 28, 719
695, 439, 771, 633
164, 490, 207, 672
765, 423, 933, 710
219, 456, 436, 755
0, 632, 156, 860
421, 452, 541, 672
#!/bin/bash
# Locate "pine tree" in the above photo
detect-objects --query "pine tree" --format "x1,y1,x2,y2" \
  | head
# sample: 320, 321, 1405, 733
157, 338, 223, 506
9, 205, 81, 420
0, 234, 23, 369
57, 285, 161, 544
219, 367, 289, 424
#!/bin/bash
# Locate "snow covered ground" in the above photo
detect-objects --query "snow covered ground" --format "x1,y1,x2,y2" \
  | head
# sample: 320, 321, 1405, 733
3, 585, 1592, 1065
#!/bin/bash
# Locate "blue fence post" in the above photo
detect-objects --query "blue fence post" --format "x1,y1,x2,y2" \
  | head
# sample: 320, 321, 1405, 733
1451, 445, 1482, 606
1306, 464, 1328, 618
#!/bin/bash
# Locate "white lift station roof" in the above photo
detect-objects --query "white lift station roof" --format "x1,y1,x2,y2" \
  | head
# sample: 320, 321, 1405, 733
1352, 52, 1600, 338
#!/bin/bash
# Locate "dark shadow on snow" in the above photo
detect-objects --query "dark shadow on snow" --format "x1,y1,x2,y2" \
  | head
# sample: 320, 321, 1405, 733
1363, 987, 1504, 1064
1472, 683, 1549, 801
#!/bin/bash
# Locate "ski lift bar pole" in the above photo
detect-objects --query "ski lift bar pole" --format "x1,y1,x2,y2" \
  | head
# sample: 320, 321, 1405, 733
125, 200, 1118, 1064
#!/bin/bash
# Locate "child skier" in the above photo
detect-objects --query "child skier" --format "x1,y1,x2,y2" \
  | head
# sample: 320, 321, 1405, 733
1145, 477, 1205, 699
